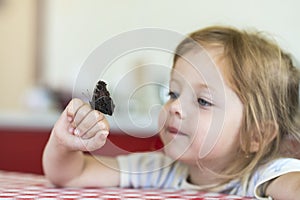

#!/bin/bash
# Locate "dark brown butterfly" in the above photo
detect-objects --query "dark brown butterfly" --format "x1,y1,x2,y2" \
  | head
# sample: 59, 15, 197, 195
90, 80, 115, 115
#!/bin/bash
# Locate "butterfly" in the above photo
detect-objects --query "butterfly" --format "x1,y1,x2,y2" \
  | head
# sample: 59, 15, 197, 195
89, 80, 115, 116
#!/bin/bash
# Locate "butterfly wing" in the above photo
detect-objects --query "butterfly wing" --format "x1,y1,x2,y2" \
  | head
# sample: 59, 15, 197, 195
90, 80, 115, 115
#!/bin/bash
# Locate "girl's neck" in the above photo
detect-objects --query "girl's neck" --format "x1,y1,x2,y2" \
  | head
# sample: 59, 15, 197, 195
187, 161, 227, 187
188, 166, 217, 186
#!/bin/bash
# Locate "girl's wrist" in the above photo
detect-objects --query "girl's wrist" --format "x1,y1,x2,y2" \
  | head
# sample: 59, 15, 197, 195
50, 129, 78, 153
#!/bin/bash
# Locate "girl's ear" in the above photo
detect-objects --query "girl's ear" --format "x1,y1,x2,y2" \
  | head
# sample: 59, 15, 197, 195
249, 122, 278, 153
249, 136, 259, 153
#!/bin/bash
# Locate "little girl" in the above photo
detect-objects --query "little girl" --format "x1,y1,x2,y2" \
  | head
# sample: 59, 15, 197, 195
43, 26, 300, 199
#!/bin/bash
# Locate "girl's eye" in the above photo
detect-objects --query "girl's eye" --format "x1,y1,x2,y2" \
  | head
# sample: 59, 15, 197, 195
168, 91, 179, 99
198, 98, 213, 107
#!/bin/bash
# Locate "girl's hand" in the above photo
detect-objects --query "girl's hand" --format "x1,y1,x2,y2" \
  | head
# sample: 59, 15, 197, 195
52, 98, 110, 152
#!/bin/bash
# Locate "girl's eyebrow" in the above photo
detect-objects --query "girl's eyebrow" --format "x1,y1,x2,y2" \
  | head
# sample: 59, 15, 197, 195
196, 83, 216, 93
169, 78, 180, 86
170, 78, 216, 94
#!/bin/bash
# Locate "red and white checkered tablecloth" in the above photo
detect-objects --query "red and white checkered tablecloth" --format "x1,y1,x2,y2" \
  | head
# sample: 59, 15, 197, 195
0, 170, 255, 199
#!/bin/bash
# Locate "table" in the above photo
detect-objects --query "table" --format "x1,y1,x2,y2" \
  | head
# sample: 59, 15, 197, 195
0, 170, 255, 199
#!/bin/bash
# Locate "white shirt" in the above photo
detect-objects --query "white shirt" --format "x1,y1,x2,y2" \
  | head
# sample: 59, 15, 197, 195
117, 152, 300, 199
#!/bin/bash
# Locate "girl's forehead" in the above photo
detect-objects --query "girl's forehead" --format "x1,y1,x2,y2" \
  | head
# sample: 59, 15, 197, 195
172, 50, 227, 87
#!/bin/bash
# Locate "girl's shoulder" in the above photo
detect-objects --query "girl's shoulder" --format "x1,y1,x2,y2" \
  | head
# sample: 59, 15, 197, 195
252, 157, 300, 198
257, 157, 300, 176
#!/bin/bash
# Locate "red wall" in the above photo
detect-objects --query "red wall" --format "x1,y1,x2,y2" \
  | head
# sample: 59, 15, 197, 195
0, 128, 162, 174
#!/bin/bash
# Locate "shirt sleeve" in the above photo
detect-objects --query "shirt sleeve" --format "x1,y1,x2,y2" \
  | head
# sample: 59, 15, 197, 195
254, 158, 300, 199
116, 152, 188, 189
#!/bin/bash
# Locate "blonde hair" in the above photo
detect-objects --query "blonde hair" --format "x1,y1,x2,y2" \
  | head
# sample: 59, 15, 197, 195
174, 26, 300, 187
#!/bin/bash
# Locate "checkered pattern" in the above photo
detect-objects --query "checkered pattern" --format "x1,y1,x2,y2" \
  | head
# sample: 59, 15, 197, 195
0, 170, 255, 199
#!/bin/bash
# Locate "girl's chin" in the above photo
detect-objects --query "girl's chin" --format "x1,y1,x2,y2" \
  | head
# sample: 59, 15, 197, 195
163, 145, 189, 160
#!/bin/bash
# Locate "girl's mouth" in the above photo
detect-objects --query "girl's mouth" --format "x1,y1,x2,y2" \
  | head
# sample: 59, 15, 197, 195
167, 126, 187, 136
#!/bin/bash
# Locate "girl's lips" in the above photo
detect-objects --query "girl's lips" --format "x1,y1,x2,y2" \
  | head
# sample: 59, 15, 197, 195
168, 126, 179, 134
167, 126, 187, 136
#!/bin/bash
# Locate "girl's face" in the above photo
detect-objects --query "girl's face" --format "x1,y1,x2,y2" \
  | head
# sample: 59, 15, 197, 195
158, 50, 244, 168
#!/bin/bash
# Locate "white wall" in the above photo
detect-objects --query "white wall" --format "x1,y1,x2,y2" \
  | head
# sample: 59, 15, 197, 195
41, 0, 300, 91
34, 0, 300, 132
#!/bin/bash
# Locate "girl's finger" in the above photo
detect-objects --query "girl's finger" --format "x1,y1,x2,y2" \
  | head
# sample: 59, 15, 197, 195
72, 103, 93, 130
66, 98, 85, 120
74, 110, 107, 137
72, 130, 109, 152
81, 120, 107, 139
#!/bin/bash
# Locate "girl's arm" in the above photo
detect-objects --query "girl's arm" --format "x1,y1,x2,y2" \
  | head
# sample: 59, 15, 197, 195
266, 172, 300, 199
42, 98, 120, 187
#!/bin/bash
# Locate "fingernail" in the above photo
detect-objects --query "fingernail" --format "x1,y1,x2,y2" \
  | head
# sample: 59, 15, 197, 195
69, 127, 74, 133
100, 132, 108, 140
67, 116, 73, 122
74, 129, 80, 136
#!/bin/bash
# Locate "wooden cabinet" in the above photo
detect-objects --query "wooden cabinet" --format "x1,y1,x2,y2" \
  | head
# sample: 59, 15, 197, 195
0, 0, 38, 110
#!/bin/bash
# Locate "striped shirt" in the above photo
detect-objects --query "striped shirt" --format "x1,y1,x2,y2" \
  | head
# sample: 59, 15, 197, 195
117, 152, 300, 199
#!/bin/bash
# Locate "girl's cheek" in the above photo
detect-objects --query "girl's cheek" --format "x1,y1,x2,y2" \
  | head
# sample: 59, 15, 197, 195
157, 105, 168, 132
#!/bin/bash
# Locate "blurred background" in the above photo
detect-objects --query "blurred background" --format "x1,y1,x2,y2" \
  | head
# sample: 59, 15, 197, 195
0, 0, 299, 174
0, 0, 300, 130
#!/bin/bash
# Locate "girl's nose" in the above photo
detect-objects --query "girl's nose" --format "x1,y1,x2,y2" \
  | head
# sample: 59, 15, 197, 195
169, 99, 185, 119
